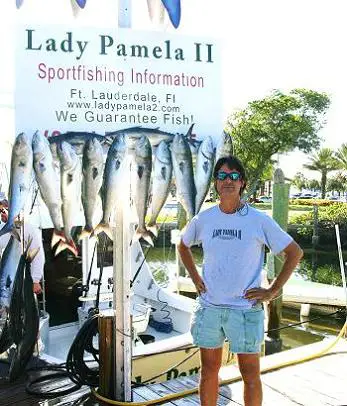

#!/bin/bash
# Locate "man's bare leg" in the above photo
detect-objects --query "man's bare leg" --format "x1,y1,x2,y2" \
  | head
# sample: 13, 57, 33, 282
199, 347, 223, 406
237, 353, 262, 406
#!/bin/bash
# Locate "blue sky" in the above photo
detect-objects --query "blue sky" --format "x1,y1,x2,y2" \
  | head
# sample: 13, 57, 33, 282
1, 0, 346, 179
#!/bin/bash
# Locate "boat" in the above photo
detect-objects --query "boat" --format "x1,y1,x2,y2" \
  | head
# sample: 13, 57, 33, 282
37, 237, 232, 385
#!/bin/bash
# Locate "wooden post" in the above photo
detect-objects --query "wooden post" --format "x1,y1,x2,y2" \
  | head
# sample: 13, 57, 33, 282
98, 311, 116, 399
266, 168, 290, 352
111, 2, 133, 401
312, 204, 319, 280
112, 158, 132, 402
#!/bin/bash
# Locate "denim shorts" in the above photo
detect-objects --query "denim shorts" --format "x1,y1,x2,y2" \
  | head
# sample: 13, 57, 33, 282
190, 301, 264, 353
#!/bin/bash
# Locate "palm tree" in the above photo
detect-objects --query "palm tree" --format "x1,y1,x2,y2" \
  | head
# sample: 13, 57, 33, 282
292, 172, 308, 191
335, 143, 347, 169
304, 148, 341, 198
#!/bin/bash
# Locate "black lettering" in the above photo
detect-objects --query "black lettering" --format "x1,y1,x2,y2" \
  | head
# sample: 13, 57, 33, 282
26, 29, 42, 51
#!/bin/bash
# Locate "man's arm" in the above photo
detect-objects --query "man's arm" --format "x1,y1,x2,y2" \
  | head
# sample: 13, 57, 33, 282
244, 240, 303, 302
177, 240, 206, 295
27, 225, 45, 295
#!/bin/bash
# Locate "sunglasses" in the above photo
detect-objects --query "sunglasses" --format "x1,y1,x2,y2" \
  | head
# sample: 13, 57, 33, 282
216, 171, 242, 181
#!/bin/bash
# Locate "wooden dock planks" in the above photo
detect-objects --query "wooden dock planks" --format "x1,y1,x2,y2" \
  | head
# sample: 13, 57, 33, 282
0, 337, 346, 405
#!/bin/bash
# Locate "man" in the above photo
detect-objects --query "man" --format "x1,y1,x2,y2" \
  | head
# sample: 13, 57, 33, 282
178, 156, 303, 406
0, 198, 44, 298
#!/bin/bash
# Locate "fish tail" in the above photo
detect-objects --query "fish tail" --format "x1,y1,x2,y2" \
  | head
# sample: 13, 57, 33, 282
78, 226, 93, 241
186, 123, 195, 138
27, 247, 40, 263
135, 228, 154, 247
51, 230, 66, 247
147, 223, 159, 238
55, 239, 79, 257
94, 223, 113, 241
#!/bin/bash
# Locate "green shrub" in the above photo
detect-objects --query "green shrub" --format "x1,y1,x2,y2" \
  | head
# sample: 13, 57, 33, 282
289, 203, 347, 246
289, 199, 339, 207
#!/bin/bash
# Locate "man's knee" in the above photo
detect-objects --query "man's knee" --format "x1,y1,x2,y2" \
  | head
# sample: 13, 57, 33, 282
200, 348, 223, 376
201, 360, 221, 376
237, 353, 261, 384
240, 363, 261, 385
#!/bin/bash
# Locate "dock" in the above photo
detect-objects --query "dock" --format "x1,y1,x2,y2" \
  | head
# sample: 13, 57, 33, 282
1, 336, 346, 405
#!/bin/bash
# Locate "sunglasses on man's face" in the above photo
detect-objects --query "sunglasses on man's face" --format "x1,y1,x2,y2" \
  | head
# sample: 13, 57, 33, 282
216, 171, 242, 181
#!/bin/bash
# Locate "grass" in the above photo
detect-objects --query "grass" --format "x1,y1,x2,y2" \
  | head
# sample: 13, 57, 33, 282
251, 203, 312, 220
254, 203, 312, 212
153, 201, 313, 225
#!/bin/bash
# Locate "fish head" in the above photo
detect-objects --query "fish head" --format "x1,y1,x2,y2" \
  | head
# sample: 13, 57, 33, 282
135, 135, 152, 160
32, 131, 50, 161
172, 134, 190, 158
200, 136, 215, 158
172, 133, 183, 150
13, 133, 32, 157
109, 134, 127, 159
216, 131, 233, 159
84, 137, 104, 161
49, 142, 58, 160
57, 141, 78, 169
155, 141, 171, 164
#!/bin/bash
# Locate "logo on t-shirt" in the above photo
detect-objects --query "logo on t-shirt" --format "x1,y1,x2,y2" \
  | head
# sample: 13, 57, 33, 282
212, 228, 242, 240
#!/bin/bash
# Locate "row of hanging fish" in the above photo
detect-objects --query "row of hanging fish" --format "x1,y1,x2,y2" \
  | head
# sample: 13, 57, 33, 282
0, 127, 233, 255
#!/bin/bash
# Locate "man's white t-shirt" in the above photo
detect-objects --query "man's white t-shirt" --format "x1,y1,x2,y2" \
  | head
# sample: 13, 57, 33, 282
182, 204, 293, 309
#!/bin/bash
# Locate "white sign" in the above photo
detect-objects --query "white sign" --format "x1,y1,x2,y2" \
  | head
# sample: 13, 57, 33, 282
16, 25, 222, 143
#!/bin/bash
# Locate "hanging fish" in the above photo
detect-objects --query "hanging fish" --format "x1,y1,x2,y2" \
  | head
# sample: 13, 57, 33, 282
171, 134, 196, 220
194, 136, 215, 214
80, 138, 104, 240
147, 141, 172, 237
132, 135, 153, 246
55, 142, 80, 256
0, 133, 33, 241
32, 131, 65, 248
0, 236, 22, 309
95, 134, 127, 240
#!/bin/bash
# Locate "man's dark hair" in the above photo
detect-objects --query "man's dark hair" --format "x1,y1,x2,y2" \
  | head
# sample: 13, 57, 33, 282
213, 156, 247, 195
